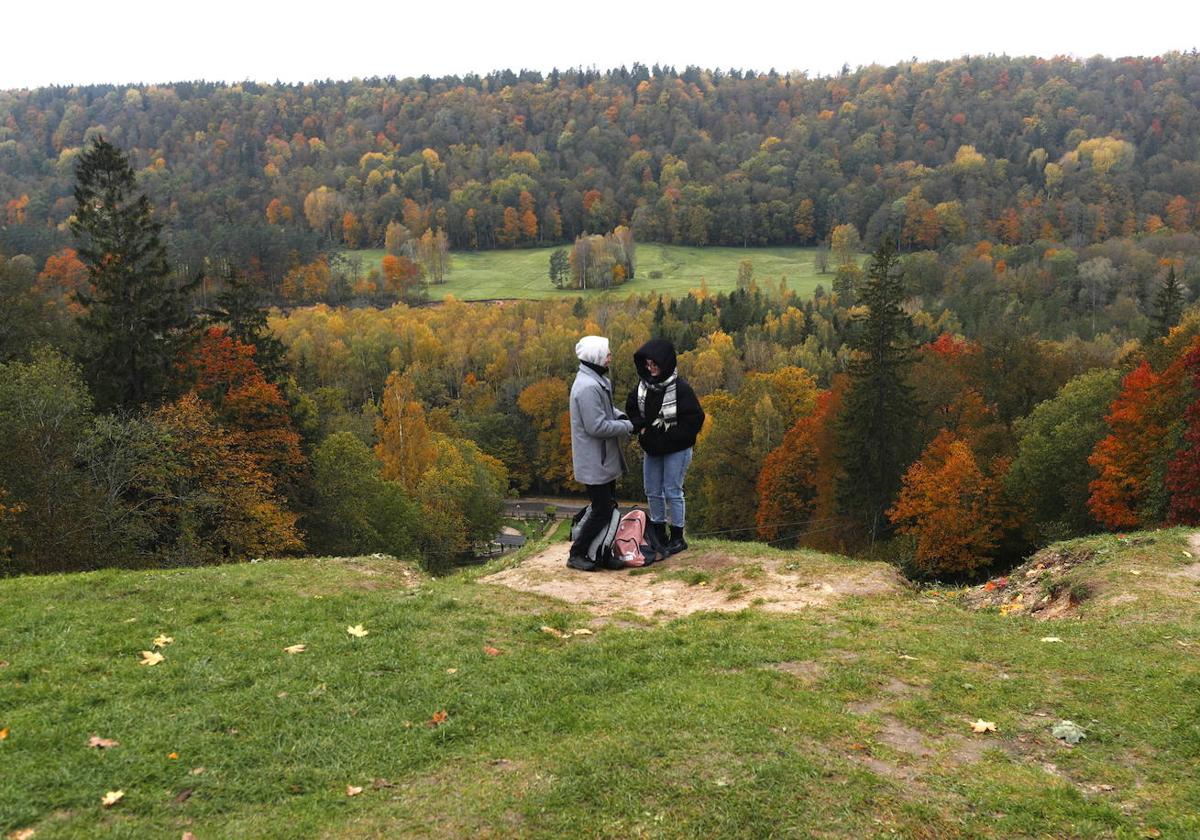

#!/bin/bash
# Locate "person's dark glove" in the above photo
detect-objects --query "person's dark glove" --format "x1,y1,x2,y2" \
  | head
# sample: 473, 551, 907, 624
629, 416, 647, 432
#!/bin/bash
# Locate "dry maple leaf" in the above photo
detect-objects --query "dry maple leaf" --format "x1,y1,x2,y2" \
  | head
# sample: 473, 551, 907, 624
189, 766, 205, 776
346, 625, 369, 638
182, 832, 198, 840
970, 719, 997, 734
0, 727, 8, 741
428, 710, 449, 727
101, 790, 124, 807
139, 650, 165, 666
446, 668, 458, 674
283, 644, 307, 654
346, 785, 364, 797
152, 634, 174, 648
87, 736, 119, 749
8, 828, 36, 840
483, 646, 502, 656
539, 625, 566, 639
571, 628, 593, 636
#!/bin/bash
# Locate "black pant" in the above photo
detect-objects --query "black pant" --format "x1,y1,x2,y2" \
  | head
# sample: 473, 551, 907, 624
570, 481, 618, 558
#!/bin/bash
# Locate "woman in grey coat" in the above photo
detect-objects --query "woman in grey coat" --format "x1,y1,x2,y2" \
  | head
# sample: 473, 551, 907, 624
567, 335, 644, 571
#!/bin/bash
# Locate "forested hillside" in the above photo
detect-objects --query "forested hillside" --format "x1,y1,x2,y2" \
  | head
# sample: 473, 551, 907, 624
2, 57, 1200, 581
3, 55, 1200, 281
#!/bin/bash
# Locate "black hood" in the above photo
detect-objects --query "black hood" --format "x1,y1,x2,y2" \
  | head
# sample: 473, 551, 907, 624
633, 338, 677, 382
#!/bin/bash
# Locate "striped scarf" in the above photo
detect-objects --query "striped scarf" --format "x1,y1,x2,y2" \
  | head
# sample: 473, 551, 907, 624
638, 373, 678, 431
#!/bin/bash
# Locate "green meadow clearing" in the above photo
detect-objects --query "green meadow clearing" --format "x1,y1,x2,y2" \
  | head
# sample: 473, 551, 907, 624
2, 529, 1200, 838
346, 245, 833, 301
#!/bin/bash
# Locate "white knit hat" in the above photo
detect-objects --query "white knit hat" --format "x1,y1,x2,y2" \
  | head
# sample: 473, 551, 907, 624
575, 335, 610, 365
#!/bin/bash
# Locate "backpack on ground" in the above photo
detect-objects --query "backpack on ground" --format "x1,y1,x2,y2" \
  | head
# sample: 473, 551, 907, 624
612, 508, 662, 568
569, 504, 622, 568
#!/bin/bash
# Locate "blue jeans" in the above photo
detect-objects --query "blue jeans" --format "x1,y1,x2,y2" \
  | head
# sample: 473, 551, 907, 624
643, 448, 693, 527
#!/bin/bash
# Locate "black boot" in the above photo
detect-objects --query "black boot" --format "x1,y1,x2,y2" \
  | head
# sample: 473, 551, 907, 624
666, 525, 687, 555
650, 521, 669, 553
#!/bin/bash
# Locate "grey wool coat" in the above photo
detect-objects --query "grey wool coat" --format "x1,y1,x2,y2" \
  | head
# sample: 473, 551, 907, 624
569, 364, 634, 485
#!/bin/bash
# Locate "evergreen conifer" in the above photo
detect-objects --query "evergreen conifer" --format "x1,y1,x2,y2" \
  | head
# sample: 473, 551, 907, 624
837, 238, 918, 543
72, 137, 196, 409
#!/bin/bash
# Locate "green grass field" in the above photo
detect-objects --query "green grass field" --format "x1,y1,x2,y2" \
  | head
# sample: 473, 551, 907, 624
3, 531, 1199, 838
347, 245, 833, 301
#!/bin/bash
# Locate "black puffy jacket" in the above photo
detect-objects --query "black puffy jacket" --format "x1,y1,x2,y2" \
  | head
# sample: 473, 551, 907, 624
625, 338, 705, 456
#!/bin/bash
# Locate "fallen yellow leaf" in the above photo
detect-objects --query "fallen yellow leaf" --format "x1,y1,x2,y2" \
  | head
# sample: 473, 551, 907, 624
539, 626, 566, 639
970, 719, 997, 734
346, 785, 364, 797
283, 644, 307, 654
0, 727, 8, 740
8, 828, 36, 840
152, 634, 174, 648
347, 625, 369, 638
999, 596, 1024, 616
446, 668, 458, 674
189, 766, 205, 776
101, 790, 124, 807
483, 646, 502, 656
139, 650, 165, 666
572, 629, 593, 636
182, 832, 198, 840
86, 736, 119, 749
167, 752, 178, 759
1041, 636, 1063, 643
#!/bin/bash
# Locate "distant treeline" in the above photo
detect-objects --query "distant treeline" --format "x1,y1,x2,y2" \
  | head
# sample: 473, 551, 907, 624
3, 55, 1200, 284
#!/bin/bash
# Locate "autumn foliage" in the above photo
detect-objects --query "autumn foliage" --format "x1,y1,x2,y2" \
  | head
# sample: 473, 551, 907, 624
1166, 344, 1200, 525
179, 327, 304, 486
888, 430, 1008, 576
148, 393, 301, 561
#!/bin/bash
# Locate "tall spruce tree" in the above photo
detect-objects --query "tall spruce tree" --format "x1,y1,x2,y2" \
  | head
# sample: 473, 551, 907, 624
837, 237, 918, 543
1149, 266, 1184, 341
71, 137, 195, 410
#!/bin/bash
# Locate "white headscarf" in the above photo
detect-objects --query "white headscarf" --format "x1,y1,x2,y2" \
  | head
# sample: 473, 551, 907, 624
575, 335, 610, 366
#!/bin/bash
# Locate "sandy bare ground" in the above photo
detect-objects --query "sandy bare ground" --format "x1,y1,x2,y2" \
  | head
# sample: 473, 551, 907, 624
482, 542, 906, 619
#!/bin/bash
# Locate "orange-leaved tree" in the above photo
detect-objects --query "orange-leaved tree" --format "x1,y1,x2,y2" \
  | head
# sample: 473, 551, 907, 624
1086, 351, 1192, 529
1167, 342, 1200, 524
35, 247, 92, 318
149, 393, 301, 561
375, 370, 438, 494
888, 429, 1008, 576
179, 327, 304, 487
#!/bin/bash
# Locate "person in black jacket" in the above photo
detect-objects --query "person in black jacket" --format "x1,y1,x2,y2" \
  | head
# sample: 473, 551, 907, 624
625, 338, 705, 555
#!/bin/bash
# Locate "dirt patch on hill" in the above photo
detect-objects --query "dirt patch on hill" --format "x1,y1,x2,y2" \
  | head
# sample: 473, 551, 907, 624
481, 543, 905, 619
963, 545, 1097, 619
966, 531, 1200, 619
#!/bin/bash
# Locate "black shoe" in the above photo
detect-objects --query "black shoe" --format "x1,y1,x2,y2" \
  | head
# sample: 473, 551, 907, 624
666, 525, 687, 556
601, 550, 626, 571
567, 554, 599, 572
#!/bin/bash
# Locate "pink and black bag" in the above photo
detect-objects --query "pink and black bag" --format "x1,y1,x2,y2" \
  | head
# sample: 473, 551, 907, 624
611, 508, 662, 568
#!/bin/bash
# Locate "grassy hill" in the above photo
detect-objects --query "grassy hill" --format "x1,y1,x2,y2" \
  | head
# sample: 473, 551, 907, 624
346, 245, 834, 301
2, 531, 1199, 838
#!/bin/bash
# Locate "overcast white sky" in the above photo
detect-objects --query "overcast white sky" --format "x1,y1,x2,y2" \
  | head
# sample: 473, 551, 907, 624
4, 1, 1198, 90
